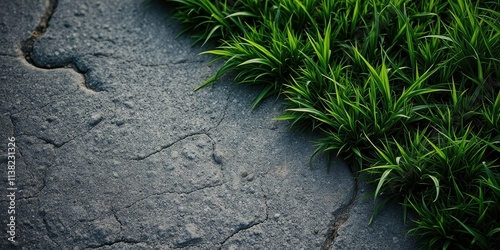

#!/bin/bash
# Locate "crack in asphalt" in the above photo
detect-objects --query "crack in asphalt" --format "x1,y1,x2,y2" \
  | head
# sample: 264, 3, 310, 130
112, 212, 124, 236
117, 181, 226, 215
7, 86, 81, 117
19, 0, 99, 93
207, 89, 231, 133
321, 176, 359, 250
102, 183, 227, 249
19, 139, 56, 200
6, 113, 15, 133
134, 61, 175, 68
130, 130, 226, 192
81, 213, 142, 250
218, 179, 269, 249
83, 240, 141, 250
218, 213, 268, 249
115, 130, 228, 214
20, 0, 56, 65
131, 132, 210, 161
42, 208, 129, 249
0, 54, 18, 58
102, 132, 228, 249
28, 114, 106, 149
13, 0, 112, 149
15, 142, 38, 196
41, 213, 63, 249
9, 98, 49, 117
46, 236, 61, 249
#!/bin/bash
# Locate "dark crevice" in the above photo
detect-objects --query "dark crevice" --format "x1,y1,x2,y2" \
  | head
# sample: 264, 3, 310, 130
259, 178, 270, 223
27, 134, 68, 149
218, 216, 268, 249
128, 131, 226, 195
97, 131, 226, 248
83, 240, 141, 250
15, 145, 41, 199
114, 181, 226, 221
207, 88, 231, 133
35, 139, 56, 194
20, 0, 57, 65
29, 115, 108, 149
32, 136, 61, 148
131, 132, 209, 161
42, 214, 63, 249
82, 214, 138, 250
8, 87, 80, 117
45, 211, 127, 250
86, 182, 226, 231
7, 113, 15, 132
21, 180, 47, 200
19, 0, 98, 93
322, 176, 359, 250
218, 180, 269, 249
113, 212, 124, 234
63, 211, 117, 237
171, 59, 210, 65
0, 54, 18, 58
135, 62, 174, 68
11, 100, 114, 150
16, 136, 56, 200
174, 244, 211, 250
9, 102, 49, 117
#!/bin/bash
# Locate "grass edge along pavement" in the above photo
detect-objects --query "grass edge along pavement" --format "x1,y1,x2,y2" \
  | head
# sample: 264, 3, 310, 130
161, 0, 500, 249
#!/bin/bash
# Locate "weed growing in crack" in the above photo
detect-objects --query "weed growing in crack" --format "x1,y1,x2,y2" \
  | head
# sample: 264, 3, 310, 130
163, 0, 500, 249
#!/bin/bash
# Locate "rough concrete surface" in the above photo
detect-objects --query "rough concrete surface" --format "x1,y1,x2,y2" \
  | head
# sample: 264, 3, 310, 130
0, 0, 417, 249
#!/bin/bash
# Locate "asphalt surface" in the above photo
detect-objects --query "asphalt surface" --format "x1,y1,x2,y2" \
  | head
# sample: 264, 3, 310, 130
0, 0, 417, 249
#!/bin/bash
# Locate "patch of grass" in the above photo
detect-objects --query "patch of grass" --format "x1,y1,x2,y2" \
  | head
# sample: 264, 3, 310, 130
164, 0, 500, 248
199, 19, 308, 109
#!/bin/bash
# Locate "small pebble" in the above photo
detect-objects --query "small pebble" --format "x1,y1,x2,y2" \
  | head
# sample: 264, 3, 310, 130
247, 173, 255, 181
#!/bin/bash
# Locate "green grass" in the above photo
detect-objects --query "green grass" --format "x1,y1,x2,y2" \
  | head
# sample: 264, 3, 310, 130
163, 0, 500, 248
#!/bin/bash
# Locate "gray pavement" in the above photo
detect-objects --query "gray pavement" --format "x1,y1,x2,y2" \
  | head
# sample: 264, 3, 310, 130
0, 0, 417, 249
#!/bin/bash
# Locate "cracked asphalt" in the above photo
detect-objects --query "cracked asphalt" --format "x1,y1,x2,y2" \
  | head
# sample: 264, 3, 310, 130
1, 0, 417, 249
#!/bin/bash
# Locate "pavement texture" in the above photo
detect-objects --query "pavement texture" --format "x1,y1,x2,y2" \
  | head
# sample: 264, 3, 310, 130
0, 0, 418, 249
